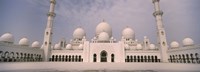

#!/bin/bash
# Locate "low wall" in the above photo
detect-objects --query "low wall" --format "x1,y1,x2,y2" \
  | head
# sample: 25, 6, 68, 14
0, 62, 200, 71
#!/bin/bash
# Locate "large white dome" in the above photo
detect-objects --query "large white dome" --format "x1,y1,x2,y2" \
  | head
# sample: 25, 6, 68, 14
66, 44, 72, 50
170, 41, 179, 48
31, 41, 40, 48
19, 37, 29, 46
78, 44, 83, 50
149, 44, 156, 50
54, 44, 60, 50
0, 33, 14, 43
96, 21, 112, 37
73, 27, 86, 39
182, 38, 194, 46
122, 27, 135, 39
124, 44, 130, 50
136, 44, 142, 50
98, 32, 110, 41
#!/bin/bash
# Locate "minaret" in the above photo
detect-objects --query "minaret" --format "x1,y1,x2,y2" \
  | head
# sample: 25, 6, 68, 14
152, 0, 168, 62
43, 0, 56, 61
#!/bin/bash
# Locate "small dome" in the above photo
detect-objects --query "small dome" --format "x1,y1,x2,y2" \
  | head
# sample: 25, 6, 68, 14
136, 44, 142, 50
73, 27, 86, 39
183, 38, 194, 46
0, 33, 14, 43
170, 41, 179, 48
19, 37, 29, 46
96, 21, 112, 37
124, 44, 130, 50
78, 44, 83, 50
66, 44, 72, 49
31, 41, 40, 48
149, 44, 156, 50
122, 27, 135, 39
98, 32, 110, 41
54, 44, 60, 50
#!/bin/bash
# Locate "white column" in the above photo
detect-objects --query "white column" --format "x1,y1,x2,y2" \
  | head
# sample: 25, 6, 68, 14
43, 0, 56, 62
152, 0, 168, 62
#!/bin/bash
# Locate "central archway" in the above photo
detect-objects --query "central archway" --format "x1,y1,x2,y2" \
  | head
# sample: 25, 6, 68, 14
100, 50, 107, 62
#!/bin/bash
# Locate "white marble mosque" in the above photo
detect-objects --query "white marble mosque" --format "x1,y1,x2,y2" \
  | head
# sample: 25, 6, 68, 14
0, 0, 200, 71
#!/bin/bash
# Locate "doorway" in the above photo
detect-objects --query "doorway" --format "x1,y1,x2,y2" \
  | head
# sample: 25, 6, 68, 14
100, 50, 107, 62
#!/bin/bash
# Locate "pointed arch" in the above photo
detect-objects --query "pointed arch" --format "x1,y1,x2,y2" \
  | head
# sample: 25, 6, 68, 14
190, 54, 194, 63
52, 55, 55, 61
93, 54, 97, 62
75, 55, 78, 62
111, 54, 114, 62
100, 50, 107, 62
179, 55, 182, 63
9, 52, 14, 62
62, 55, 65, 62
0, 51, 3, 62
4, 51, 9, 62
195, 53, 199, 64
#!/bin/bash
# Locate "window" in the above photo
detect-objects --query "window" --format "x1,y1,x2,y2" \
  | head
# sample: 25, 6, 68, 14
161, 31, 164, 35
179, 55, 182, 63
172, 55, 175, 63
170, 55, 172, 63
65, 55, 68, 62
130, 55, 133, 62
52, 55, 55, 61
141, 56, 143, 62
72, 55, 74, 62
151, 56, 154, 62
55, 55, 58, 62
162, 42, 165, 46
93, 54, 97, 62
190, 54, 194, 63
69, 55, 71, 62
144, 56, 147, 62
195, 53, 199, 64
137, 56, 140, 62
134, 56, 136, 62
45, 42, 47, 45
155, 56, 158, 62
100, 50, 107, 62
148, 56, 150, 62
146, 42, 148, 45
59, 55, 61, 61
175, 55, 178, 63
46, 32, 49, 35
186, 54, 190, 63
182, 54, 186, 63
62, 55, 65, 62
127, 56, 130, 62
111, 54, 114, 62
79, 55, 81, 62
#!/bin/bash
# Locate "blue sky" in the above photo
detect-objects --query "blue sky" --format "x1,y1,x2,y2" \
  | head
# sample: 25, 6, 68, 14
0, 0, 200, 46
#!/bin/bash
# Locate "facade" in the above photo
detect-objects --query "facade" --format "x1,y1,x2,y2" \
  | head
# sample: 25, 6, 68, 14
0, 0, 200, 65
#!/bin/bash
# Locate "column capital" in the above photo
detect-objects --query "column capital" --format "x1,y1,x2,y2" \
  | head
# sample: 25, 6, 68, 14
153, 10, 163, 17
152, 0, 160, 3
50, 0, 56, 4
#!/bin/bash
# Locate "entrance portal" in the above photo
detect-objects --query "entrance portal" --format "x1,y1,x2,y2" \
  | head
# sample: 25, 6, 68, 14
100, 50, 107, 62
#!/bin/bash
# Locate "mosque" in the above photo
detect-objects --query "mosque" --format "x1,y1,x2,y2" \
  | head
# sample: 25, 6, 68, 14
0, 0, 200, 71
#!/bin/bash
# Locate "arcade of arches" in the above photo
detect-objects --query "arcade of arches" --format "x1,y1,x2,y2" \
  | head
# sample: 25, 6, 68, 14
50, 55, 83, 62
0, 51, 42, 62
93, 51, 115, 62
125, 55, 160, 63
169, 53, 200, 64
